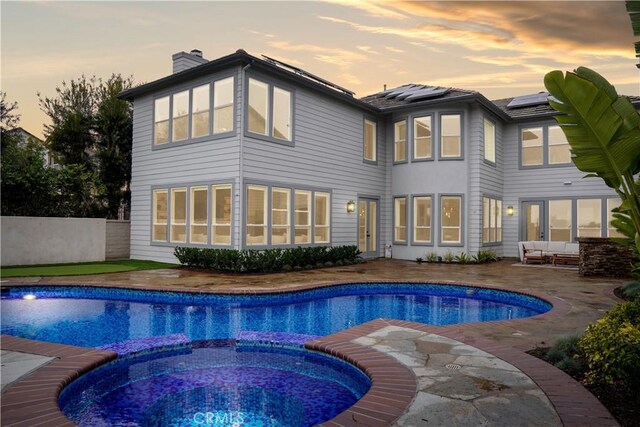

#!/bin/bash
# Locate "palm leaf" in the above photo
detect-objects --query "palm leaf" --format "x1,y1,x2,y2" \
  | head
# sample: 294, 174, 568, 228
544, 67, 640, 190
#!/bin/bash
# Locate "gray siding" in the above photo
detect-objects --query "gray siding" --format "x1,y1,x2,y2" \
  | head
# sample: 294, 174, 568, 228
242, 70, 388, 255
502, 119, 616, 257
129, 68, 243, 263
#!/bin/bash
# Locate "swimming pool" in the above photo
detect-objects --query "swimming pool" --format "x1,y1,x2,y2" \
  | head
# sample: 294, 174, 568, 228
1, 283, 551, 348
58, 341, 371, 427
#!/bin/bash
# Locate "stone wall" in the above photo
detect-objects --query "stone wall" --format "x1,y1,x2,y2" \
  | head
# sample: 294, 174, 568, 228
578, 237, 637, 278
105, 220, 130, 260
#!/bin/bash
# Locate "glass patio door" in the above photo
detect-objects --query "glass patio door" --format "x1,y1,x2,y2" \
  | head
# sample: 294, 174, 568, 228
521, 201, 545, 241
358, 198, 378, 257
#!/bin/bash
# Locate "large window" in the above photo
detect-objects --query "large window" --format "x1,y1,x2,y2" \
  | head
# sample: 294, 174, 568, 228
246, 185, 267, 246
364, 119, 376, 162
190, 186, 208, 244
413, 116, 432, 160
607, 198, 623, 238
170, 188, 187, 243
577, 199, 601, 238
522, 127, 543, 166
154, 96, 170, 145
484, 119, 495, 163
440, 114, 461, 158
413, 196, 432, 244
191, 84, 210, 138
394, 197, 407, 243
172, 90, 189, 142
482, 197, 502, 243
394, 120, 407, 162
153, 76, 234, 147
549, 200, 572, 241
441, 196, 462, 244
152, 190, 168, 241
212, 185, 232, 245
247, 78, 292, 142
213, 77, 234, 134
295, 190, 311, 244
315, 192, 330, 243
548, 126, 571, 165
271, 188, 291, 245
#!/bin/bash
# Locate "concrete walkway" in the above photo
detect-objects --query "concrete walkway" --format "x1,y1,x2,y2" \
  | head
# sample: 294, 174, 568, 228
0, 350, 54, 391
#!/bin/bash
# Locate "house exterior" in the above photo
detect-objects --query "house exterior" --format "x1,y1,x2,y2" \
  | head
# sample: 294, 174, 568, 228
8, 127, 59, 168
119, 49, 639, 263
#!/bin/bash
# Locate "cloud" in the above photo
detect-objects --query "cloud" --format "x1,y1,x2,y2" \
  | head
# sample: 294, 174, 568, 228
384, 46, 404, 53
356, 45, 381, 55
324, 0, 408, 19
267, 40, 368, 68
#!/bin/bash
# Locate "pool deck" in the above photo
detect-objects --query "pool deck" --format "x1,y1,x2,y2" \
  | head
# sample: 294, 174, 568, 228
0, 259, 624, 426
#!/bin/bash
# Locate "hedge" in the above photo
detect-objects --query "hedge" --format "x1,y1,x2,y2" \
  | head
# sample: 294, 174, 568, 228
174, 245, 361, 273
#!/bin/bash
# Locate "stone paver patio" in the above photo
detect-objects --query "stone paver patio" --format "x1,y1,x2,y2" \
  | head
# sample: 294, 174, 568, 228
1, 259, 625, 426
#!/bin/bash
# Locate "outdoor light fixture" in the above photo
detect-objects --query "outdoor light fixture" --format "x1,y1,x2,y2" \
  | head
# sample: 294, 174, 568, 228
346, 200, 356, 213
507, 205, 514, 216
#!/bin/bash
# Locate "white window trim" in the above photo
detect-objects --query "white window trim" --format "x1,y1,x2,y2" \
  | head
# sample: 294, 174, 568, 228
170, 188, 187, 243
412, 195, 432, 244
363, 118, 377, 163
152, 189, 168, 242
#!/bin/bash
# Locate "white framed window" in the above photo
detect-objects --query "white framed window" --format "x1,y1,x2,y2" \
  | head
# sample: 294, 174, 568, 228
191, 84, 210, 139
549, 199, 572, 241
212, 184, 232, 245
246, 185, 267, 246
521, 127, 543, 166
577, 199, 602, 238
440, 114, 461, 158
214, 77, 234, 134
484, 119, 495, 163
248, 78, 269, 136
394, 120, 406, 162
548, 125, 571, 165
607, 198, 623, 238
314, 192, 330, 243
271, 187, 291, 245
394, 197, 407, 243
364, 119, 377, 162
273, 87, 292, 141
170, 188, 187, 243
413, 196, 431, 243
482, 197, 502, 244
154, 96, 170, 145
441, 196, 462, 244
172, 90, 189, 142
413, 116, 432, 160
189, 186, 208, 244
152, 189, 168, 241
295, 190, 311, 244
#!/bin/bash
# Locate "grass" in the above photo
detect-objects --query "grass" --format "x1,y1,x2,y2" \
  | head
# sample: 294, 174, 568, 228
0, 259, 177, 278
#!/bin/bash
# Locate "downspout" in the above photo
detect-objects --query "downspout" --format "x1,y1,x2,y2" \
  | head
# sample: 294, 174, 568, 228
239, 61, 252, 250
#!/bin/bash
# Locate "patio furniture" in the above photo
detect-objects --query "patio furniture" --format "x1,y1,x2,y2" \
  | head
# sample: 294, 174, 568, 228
552, 253, 579, 266
519, 241, 579, 264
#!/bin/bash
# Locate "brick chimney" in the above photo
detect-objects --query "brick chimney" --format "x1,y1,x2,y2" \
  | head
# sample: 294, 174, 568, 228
172, 49, 207, 74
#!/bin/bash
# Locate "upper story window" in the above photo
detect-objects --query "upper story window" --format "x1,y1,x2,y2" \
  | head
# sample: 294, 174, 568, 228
394, 120, 407, 162
413, 116, 432, 160
484, 119, 495, 163
247, 78, 292, 142
153, 76, 235, 147
548, 126, 571, 165
440, 114, 462, 159
364, 119, 377, 162
521, 124, 571, 167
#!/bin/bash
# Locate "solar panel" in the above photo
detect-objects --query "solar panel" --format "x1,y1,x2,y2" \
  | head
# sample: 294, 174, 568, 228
405, 87, 450, 102
506, 92, 550, 108
384, 85, 419, 99
395, 86, 433, 100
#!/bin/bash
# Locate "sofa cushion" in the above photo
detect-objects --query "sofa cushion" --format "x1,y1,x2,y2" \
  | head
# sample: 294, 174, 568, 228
532, 241, 548, 251
547, 241, 567, 253
565, 243, 579, 254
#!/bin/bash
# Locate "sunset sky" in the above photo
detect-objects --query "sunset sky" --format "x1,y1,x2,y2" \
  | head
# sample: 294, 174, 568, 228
2, 1, 638, 138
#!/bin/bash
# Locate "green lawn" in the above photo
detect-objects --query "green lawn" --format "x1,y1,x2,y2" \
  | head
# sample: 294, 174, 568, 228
0, 259, 178, 278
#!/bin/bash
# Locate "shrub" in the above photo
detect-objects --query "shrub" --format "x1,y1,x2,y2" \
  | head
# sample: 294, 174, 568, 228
454, 252, 473, 264
442, 252, 455, 263
425, 252, 439, 263
580, 300, 640, 390
415, 257, 424, 264
546, 334, 582, 364
473, 250, 499, 264
621, 280, 640, 300
174, 245, 361, 273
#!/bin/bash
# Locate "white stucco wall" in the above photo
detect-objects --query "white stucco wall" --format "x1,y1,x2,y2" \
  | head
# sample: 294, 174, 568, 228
1, 217, 106, 266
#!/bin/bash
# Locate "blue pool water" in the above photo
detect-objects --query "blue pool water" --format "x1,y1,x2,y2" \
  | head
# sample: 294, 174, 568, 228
0, 283, 551, 348
58, 342, 370, 427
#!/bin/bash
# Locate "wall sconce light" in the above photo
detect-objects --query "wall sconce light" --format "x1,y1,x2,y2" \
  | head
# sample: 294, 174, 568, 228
507, 205, 514, 217
346, 200, 356, 213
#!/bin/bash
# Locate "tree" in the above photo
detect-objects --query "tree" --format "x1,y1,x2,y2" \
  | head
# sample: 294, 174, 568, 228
38, 74, 135, 218
544, 67, 640, 254
0, 91, 21, 133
